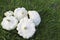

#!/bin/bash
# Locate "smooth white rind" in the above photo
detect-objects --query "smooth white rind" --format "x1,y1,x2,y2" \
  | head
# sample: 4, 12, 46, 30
1, 16, 18, 30
4, 11, 13, 16
14, 7, 28, 21
28, 11, 41, 26
17, 17, 36, 39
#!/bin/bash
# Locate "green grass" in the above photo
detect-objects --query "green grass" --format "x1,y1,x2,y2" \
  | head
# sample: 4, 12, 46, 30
0, 0, 60, 40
